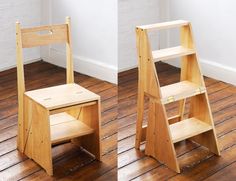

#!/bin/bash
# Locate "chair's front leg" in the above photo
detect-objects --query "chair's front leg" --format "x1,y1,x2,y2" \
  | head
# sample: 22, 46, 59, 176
29, 99, 53, 175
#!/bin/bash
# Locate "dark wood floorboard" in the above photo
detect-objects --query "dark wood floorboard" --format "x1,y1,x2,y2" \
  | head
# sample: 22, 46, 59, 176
118, 62, 236, 181
1, 60, 236, 180
0, 61, 117, 181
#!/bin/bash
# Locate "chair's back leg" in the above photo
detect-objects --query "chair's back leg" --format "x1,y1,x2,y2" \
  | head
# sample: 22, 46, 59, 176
66, 17, 74, 84
16, 22, 26, 153
135, 78, 145, 149
135, 28, 146, 149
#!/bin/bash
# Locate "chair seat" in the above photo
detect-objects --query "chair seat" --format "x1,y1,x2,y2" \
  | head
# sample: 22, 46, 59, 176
24, 83, 100, 110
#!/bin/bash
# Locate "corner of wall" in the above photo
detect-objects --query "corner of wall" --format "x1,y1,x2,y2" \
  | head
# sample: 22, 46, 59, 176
42, 48, 117, 84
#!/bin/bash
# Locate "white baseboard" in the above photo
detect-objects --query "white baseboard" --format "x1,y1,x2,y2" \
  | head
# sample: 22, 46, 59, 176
200, 59, 236, 86
0, 58, 41, 72
163, 58, 236, 86
43, 48, 117, 84
119, 58, 236, 86
118, 64, 138, 73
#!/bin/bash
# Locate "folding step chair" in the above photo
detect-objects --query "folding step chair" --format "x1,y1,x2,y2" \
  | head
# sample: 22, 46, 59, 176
135, 20, 220, 173
16, 17, 101, 175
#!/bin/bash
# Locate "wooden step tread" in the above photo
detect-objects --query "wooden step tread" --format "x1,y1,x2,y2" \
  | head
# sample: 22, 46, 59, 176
152, 46, 195, 61
137, 20, 189, 31
161, 81, 205, 104
50, 112, 94, 144
25, 83, 99, 110
170, 118, 213, 143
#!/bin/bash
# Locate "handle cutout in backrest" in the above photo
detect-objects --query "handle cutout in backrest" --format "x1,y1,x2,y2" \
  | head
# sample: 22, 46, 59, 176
37, 29, 53, 35
21, 24, 68, 48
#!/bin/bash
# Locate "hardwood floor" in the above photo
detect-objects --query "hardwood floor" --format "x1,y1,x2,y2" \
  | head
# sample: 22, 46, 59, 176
1, 60, 236, 180
118, 62, 236, 181
0, 61, 117, 180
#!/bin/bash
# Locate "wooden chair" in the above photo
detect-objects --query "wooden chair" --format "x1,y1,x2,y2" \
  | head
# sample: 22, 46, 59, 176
135, 20, 220, 173
16, 17, 101, 175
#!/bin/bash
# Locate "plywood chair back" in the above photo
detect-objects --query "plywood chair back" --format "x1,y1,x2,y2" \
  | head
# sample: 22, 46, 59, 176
16, 16, 74, 91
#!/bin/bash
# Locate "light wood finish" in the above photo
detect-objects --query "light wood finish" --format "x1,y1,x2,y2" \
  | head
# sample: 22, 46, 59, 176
188, 93, 221, 155
23, 96, 53, 175
135, 27, 162, 149
65, 17, 74, 83
78, 101, 102, 160
25, 83, 99, 110
0, 61, 117, 180
21, 24, 68, 48
178, 98, 186, 121
118, 63, 236, 181
170, 118, 212, 143
50, 112, 94, 144
135, 28, 146, 149
49, 101, 96, 115
160, 81, 206, 104
141, 117, 212, 144
152, 46, 195, 61
16, 22, 25, 153
135, 20, 220, 173
145, 99, 180, 172
16, 18, 101, 175
137, 20, 189, 31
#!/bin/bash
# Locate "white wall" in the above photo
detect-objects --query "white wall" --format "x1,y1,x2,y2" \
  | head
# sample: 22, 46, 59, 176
2, 1, 235, 85
167, 0, 236, 85
0, 0, 41, 71
118, 0, 160, 71
41, 0, 118, 84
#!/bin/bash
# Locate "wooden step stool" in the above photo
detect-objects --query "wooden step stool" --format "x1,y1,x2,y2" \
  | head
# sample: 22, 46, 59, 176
135, 20, 220, 173
16, 17, 101, 175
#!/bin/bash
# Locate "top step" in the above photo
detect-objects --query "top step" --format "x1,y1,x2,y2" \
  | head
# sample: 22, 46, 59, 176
137, 20, 189, 31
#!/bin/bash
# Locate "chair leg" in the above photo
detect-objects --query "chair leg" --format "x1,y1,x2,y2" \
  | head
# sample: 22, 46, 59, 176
145, 100, 156, 156
78, 101, 101, 160
189, 93, 221, 155
24, 98, 53, 175
178, 98, 186, 121
17, 96, 25, 153
146, 99, 180, 173
135, 90, 145, 149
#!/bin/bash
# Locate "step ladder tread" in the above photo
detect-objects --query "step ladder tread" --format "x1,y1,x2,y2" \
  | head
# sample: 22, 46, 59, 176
170, 117, 213, 143
152, 46, 195, 61
50, 112, 94, 144
161, 81, 205, 104
137, 20, 189, 31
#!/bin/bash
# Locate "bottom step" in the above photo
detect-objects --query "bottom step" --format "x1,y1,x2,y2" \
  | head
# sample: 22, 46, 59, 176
50, 112, 94, 144
170, 118, 213, 143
